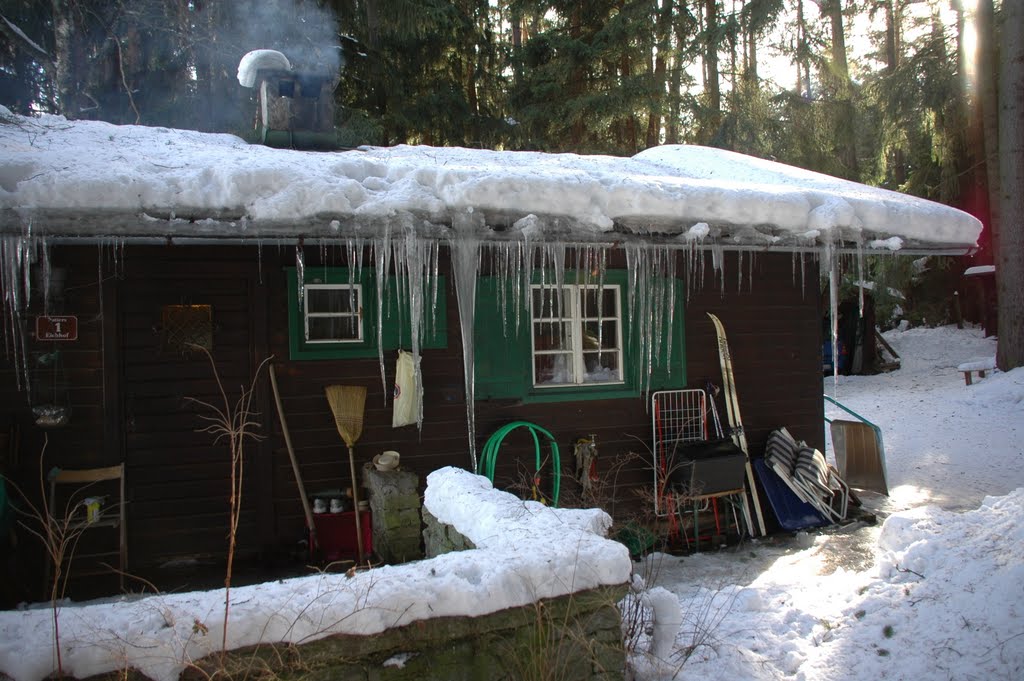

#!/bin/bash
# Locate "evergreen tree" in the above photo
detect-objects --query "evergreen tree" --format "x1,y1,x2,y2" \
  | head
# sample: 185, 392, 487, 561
0, 1, 56, 114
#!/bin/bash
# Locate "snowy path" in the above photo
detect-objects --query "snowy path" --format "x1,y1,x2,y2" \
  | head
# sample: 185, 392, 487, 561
825, 325, 1020, 513
632, 325, 1024, 681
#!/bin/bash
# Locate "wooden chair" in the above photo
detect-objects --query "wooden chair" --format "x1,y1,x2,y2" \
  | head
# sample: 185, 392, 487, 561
47, 464, 126, 592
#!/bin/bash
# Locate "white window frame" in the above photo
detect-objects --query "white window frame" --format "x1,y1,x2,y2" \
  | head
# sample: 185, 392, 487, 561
530, 283, 624, 388
303, 283, 363, 344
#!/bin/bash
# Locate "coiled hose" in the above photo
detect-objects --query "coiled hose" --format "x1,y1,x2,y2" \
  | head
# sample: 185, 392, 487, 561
478, 421, 560, 507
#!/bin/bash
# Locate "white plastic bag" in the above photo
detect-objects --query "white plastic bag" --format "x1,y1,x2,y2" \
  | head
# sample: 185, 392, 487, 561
392, 350, 422, 428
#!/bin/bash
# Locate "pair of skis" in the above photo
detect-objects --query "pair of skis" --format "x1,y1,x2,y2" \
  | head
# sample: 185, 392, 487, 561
708, 313, 768, 538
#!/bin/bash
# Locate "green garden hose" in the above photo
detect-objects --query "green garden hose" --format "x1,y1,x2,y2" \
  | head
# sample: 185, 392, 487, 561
478, 421, 561, 507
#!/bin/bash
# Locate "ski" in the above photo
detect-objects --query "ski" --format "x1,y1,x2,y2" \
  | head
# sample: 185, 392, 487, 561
708, 313, 768, 537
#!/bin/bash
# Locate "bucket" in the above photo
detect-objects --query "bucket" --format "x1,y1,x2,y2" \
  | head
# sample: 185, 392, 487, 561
84, 497, 102, 523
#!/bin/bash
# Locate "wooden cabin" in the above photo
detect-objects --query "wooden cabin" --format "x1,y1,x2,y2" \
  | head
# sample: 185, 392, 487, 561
0, 114, 980, 603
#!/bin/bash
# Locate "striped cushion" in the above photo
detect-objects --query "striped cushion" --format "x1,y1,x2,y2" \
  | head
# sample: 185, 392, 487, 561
793, 446, 832, 498
765, 430, 799, 473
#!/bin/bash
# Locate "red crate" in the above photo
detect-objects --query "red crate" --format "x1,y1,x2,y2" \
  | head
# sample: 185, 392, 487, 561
309, 510, 372, 562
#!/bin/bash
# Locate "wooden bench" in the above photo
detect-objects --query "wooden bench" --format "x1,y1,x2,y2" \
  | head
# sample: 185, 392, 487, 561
957, 358, 996, 385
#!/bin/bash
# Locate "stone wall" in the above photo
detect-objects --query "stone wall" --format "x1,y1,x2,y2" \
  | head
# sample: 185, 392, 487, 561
422, 508, 476, 556
190, 584, 627, 681
188, 495, 628, 681
363, 466, 424, 564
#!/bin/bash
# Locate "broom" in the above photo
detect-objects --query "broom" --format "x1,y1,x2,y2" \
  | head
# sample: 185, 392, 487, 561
325, 385, 367, 563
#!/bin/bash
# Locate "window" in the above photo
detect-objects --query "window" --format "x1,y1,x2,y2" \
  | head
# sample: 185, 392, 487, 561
287, 269, 446, 360
304, 284, 363, 343
474, 271, 685, 403
531, 285, 623, 387
160, 304, 213, 356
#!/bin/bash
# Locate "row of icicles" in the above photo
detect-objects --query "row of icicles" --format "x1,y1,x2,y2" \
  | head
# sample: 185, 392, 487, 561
2, 229, 863, 470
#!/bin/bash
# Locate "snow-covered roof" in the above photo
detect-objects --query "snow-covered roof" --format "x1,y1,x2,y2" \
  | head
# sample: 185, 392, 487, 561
0, 110, 982, 252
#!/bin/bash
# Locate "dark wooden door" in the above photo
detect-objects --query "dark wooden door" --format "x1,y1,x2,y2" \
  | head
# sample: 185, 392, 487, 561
120, 255, 265, 569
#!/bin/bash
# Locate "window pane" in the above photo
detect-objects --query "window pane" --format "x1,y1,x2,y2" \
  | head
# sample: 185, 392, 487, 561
532, 287, 566, 320
307, 288, 357, 313
582, 320, 619, 350
582, 351, 620, 383
580, 287, 617, 318
308, 316, 361, 341
533, 321, 573, 351
534, 353, 574, 385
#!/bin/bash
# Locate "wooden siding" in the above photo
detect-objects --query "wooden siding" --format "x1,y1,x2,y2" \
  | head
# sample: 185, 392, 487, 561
1, 243, 824, 600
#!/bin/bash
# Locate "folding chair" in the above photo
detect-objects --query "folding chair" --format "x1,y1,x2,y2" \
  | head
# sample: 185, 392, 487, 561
47, 464, 127, 591
765, 429, 848, 524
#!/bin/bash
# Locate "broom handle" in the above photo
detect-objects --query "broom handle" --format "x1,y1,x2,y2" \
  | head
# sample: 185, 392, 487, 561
269, 365, 318, 551
348, 445, 365, 563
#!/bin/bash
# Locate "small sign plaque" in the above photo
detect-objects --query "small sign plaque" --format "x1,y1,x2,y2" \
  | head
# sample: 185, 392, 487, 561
36, 315, 78, 341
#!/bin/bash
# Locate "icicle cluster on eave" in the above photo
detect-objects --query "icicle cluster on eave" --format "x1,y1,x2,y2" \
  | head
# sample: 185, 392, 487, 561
0, 208, 977, 256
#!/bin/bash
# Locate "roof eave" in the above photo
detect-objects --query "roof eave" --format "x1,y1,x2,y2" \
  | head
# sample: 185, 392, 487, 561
0, 208, 978, 257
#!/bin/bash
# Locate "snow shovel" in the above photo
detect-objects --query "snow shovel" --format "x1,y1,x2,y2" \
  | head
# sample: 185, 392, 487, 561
824, 395, 889, 496
269, 365, 320, 558
325, 384, 367, 563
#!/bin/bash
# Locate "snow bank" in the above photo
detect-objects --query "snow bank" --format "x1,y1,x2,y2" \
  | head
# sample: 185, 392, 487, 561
0, 112, 981, 249
0, 467, 630, 681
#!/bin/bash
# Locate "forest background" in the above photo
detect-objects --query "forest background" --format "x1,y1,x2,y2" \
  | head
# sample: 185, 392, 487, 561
0, 0, 1020, 368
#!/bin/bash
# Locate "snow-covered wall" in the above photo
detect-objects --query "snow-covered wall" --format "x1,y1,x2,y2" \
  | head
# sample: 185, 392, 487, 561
0, 467, 632, 681
0, 110, 981, 251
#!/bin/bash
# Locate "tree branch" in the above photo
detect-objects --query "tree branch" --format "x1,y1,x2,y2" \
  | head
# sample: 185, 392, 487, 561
0, 13, 52, 63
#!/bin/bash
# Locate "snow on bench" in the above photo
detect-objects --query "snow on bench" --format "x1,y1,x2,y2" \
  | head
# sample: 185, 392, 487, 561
957, 357, 997, 385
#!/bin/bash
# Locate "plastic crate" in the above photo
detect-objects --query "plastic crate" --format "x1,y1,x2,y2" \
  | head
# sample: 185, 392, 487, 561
309, 509, 372, 562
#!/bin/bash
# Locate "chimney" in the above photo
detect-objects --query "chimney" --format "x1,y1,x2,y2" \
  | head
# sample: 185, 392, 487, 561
238, 49, 341, 149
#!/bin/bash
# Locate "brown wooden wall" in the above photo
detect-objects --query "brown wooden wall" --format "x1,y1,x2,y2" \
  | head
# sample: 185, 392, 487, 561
1, 242, 824, 601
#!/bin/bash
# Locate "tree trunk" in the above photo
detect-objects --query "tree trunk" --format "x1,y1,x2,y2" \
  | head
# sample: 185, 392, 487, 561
978, 0, 1001, 260
997, 0, 1024, 369
747, 11, 758, 83
795, 0, 810, 96
702, 0, 721, 143
885, 0, 906, 186
50, 0, 77, 117
646, 0, 674, 148
823, 0, 857, 178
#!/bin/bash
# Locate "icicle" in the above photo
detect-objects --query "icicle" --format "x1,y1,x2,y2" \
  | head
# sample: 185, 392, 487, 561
295, 242, 306, 311
801, 252, 808, 298
856, 239, 865, 319
451, 214, 483, 472
736, 250, 743, 294
427, 238, 440, 339
1, 236, 29, 391
40, 237, 51, 315
97, 242, 104, 343
596, 246, 607, 360
823, 242, 840, 394
710, 243, 725, 296
402, 228, 426, 430
256, 239, 264, 285
748, 249, 755, 293
374, 226, 393, 400
663, 247, 677, 372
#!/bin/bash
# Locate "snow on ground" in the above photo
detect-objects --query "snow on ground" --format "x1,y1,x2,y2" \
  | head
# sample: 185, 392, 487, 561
0, 468, 630, 681
630, 324, 1024, 680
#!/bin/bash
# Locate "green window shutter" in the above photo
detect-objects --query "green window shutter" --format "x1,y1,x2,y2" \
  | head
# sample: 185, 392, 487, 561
646, 278, 687, 390
470, 272, 687, 402
287, 268, 447, 360
473, 278, 529, 400
377, 275, 448, 351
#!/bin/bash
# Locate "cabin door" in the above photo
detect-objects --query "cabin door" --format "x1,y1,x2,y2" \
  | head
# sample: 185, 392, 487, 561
120, 253, 267, 570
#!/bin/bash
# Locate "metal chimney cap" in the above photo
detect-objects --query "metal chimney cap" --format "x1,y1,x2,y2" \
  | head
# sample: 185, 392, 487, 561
238, 49, 292, 88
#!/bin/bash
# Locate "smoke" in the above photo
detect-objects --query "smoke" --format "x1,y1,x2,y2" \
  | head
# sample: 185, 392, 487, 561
227, 0, 344, 74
